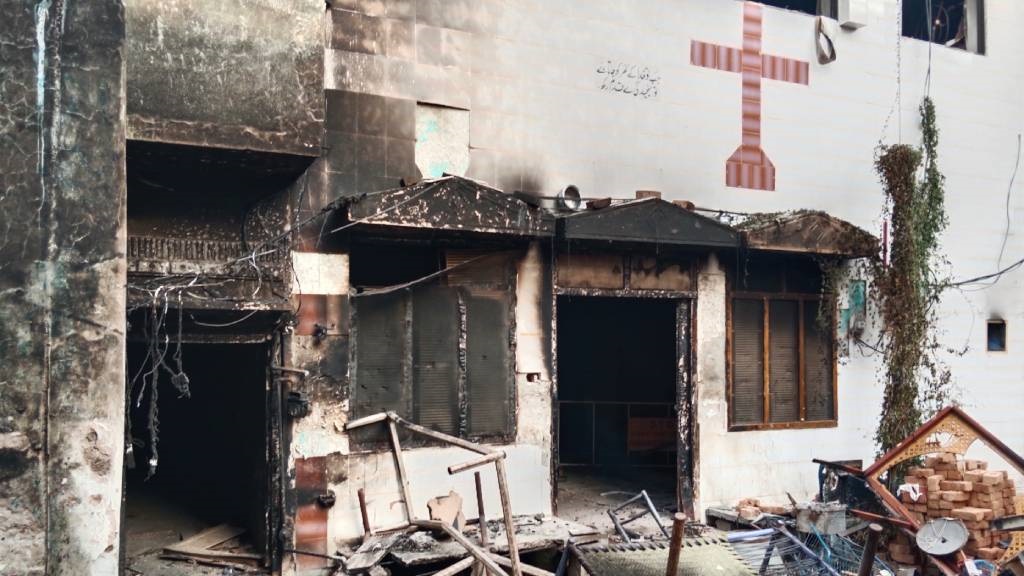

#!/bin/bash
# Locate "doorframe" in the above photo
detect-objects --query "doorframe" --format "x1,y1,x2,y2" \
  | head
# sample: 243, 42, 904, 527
549, 288, 696, 517
119, 328, 282, 573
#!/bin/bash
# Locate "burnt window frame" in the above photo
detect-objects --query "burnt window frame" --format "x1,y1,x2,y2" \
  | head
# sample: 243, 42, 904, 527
727, 256, 838, 431
348, 246, 518, 449
901, 0, 985, 55
746, 0, 838, 17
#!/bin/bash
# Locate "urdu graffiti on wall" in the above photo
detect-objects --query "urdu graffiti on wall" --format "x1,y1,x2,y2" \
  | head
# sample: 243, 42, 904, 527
691, 1, 810, 191
596, 60, 661, 99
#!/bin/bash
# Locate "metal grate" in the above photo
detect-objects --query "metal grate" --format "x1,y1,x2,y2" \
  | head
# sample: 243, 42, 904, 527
732, 299, 765, 425
412, 287, 460, 435
465, 289, 513, 437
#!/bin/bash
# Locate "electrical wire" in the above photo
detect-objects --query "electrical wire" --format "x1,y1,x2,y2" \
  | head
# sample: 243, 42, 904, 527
947, 256, 1024, 288
996, 134, 1021, 271
945, 133, 1022, 291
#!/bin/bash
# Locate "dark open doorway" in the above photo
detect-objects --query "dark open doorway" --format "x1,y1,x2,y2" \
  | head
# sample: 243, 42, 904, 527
124, 342, 270, 572
555, 296, 684, 536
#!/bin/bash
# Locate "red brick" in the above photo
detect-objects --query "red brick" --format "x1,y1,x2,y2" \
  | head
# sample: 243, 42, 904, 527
952, 507, 989, 522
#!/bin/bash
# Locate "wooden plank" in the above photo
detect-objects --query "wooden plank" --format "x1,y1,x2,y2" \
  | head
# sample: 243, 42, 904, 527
393, 413, 497, 455
433, 557, 477, 576
165, 524, 245, 554
345, 412, 390, 430
412, 520, 507, 576
388, 418, 416, 522
346, 532, 405, 572
449, 452, 505, 475
798, 300, 806, 422
762, 297, 771, 423
495, 459, 523, 576
475, 471, 489, 547
489, 553, 554, 576
163, 549, 263, 561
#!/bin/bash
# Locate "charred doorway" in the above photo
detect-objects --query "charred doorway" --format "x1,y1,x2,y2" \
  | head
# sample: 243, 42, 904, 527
556, 295, 689, 535
124, 341, 271, 570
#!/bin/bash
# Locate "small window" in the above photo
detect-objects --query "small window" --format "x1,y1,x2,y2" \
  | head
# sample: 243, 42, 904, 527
754, 0, 837, 17
730, 256, 836, 430
902, 0, 985, 54
987, 319, 1006, 352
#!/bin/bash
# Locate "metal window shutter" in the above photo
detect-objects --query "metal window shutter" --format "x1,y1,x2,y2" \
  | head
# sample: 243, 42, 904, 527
412, 286, 460, 435
769, 300, 800, 423
465, 289, 513, 436
353, 292, 410, 439
803, 300, 835, 421
731, 299, 764, 425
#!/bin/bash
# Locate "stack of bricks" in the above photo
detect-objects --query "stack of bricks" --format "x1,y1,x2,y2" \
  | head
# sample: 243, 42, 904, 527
895, 452, 1021, 563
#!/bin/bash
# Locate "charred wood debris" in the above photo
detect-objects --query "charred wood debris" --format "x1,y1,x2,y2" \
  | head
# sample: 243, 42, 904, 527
280, 407, 1024, 576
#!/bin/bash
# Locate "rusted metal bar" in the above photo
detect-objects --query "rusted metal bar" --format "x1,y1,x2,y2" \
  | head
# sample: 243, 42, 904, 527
475, 471, 489, 547
495, 458, 524, 576
357, 488, 372, 535
411, 519, 506, 576
774, 523, 841, 576
432, 556, 476, 576
665, 513, 687, 576
449, 452, 505, 475
850, 508, 915, 530
344, 412, 389, 429
856, 523, 883, 576
387, 418, 415, 522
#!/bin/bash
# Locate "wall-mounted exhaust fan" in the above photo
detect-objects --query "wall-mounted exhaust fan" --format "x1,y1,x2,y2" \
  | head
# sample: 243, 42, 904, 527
558, 185, 582, 211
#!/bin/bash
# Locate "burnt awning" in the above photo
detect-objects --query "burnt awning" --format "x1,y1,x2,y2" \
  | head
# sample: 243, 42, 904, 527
344, 176, 554, 237
737, 210, 878, 258
557, 198, 739, 248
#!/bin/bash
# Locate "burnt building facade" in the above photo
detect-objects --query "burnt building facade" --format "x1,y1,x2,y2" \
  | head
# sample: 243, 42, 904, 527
4, 0, 1021, 574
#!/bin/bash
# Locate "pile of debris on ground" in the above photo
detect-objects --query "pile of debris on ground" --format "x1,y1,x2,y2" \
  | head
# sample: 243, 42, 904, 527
334, 411, 878, 575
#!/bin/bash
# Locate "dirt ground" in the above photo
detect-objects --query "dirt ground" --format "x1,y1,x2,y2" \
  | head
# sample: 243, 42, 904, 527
555, 467, 679, 540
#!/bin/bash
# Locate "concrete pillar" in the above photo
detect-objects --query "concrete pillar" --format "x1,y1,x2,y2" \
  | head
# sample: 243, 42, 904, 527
0, 1, 127, 574
694, 252, 728, 518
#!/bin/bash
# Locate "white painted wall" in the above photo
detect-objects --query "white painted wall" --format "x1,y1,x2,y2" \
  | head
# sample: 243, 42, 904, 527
325, 0, 1024, 520
481, 0, 1021, 514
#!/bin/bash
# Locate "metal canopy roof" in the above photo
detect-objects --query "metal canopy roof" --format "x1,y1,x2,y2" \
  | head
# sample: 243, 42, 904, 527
346, 176, 554, 237
557, 198, 740, 248
737, 210, 878, 258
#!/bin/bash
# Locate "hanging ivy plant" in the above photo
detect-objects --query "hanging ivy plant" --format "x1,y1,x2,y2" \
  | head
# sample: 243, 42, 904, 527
872, 96, 953, 459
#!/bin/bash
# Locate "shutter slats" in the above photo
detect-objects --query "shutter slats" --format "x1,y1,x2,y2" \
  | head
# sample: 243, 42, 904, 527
732, 299, 764, 425
804, 300, 835, 421
353, 292, 409, 440
769, 300, 800, 423
465, 290, 513, 436
413, 287, 460, 435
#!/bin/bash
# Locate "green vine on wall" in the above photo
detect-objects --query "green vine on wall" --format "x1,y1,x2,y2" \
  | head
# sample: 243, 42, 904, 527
872, 96, 953, 457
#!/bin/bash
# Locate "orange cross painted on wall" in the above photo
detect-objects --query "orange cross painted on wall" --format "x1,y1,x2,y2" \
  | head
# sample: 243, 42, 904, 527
691, 2, 809, 191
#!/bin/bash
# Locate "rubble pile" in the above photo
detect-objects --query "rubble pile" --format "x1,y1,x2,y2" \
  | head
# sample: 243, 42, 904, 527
895, 452, 1022, 563
734, 498, 792, 521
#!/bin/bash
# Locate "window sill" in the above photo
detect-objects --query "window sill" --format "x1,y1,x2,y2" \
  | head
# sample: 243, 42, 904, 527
728, 420, 837, 432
